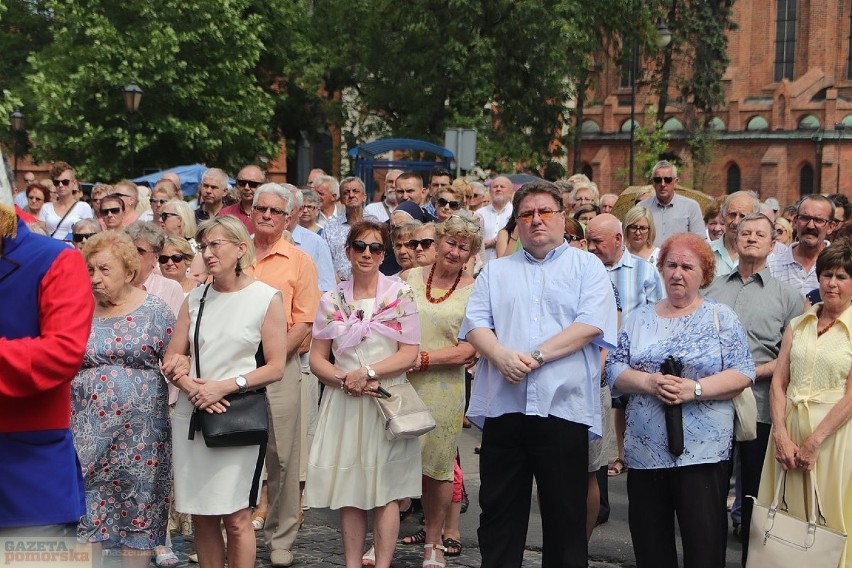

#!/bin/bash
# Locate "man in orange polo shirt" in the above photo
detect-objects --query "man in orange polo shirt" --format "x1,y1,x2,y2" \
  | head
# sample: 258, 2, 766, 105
247, 183, 321, 567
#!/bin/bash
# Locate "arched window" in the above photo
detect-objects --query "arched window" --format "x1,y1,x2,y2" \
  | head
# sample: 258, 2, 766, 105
726, 164, 741, 194
800, 163, 814, 196
747, 116, 769, 130
775, 0, 797, 81
581, 164, 593, 180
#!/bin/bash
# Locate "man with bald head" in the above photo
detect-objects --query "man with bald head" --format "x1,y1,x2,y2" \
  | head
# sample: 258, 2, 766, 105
220, 164, 266, 235
586, 214, 664, 318
364, 169, 402, 222
710, 191, 761, 277
476, 175, 514, 263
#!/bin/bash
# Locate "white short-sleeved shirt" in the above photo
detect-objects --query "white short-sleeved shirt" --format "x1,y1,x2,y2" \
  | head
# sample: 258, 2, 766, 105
39, 201, 95, 240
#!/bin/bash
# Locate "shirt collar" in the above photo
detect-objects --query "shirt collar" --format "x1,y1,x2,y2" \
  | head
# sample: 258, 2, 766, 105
522, 240, 569, 264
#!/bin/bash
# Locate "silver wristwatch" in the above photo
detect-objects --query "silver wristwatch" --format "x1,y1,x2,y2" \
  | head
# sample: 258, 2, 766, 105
365, 365, 377, 379
693, 380, 702, 401
235, 374, 249, 394
531, 350, 545, 366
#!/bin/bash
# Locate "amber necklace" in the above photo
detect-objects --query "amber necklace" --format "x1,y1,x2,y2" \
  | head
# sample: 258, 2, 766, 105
426, 264, 463, 304
816, 306, 838, 337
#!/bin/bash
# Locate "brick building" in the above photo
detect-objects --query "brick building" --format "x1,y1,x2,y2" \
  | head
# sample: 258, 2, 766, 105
575, 0, 852, 207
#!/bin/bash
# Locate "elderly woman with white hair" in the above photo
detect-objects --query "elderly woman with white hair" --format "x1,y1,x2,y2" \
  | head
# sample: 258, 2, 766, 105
68, 218, 101, 251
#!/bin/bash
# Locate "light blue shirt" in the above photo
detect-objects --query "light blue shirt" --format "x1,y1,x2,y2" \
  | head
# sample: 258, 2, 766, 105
607, 250, 665, 319
460, 243, 618, 436
710, 237, 737, 277
606, 301, 755, 468
292, 225, 336, 292
640, 194, 706, 246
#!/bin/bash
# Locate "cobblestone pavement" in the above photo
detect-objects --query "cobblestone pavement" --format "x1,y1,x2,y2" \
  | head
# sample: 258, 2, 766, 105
164, 511, 626, 567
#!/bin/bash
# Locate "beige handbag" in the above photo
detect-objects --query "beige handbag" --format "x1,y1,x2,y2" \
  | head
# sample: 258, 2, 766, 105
747, 469, 847, 567
732, 387, 757, 442
374, 380, 437, 440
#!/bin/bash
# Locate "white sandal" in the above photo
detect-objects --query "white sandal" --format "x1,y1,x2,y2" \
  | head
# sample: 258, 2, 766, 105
361, 545, 376, 567
423, 543, 446, 568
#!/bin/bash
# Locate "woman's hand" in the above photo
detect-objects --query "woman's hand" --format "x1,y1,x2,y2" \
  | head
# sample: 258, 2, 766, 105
340, 368, 370, 396
363, 379, 384, 398
773, 430, 799, 470
161, 354, 190, 384
795, 437, 820, 471
189, 378, 231, 412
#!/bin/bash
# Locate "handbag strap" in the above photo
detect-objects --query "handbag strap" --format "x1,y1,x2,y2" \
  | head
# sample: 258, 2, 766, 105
770, 467, 828, 525
188, 284, 211, 440
49, 201, 80, 238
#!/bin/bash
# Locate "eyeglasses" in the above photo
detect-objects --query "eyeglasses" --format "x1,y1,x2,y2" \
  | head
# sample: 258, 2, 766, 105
136, 246, 154, 256
53, 178, 73, 186
626, 224, 650, 233
302, 204, 317, 211
448, 215, 482, 232
652, 176, 674, 184
151, 198, 169, 206
253, 205, 286, 216
472, 193, 484, 199
197, 239, 233, 253
404, 238, 435, 250
72, 233, 96, 243
517, 208, 562, 224
100, 207, 122, 216
158, 254, 186, 264
437, 197, 461, 210
725, 211, 748, 222
796, 214, 832, 227
350, 240, 384, 254
236, 179, 262, 189
160, 212, 180, 221
564, 233, 582, 242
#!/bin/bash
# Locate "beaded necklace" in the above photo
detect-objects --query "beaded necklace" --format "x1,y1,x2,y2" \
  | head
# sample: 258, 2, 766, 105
425, 264, 463, 304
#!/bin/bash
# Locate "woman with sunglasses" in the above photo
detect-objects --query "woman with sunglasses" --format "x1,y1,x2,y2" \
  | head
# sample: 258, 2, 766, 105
411, 223, 438, 268
99, 194, 126, 231
141, 179, 180, 223
159, 236, 198, 295
392, 220, 423, 280
68, 219, 101, 252
307, 219, 422, 568
38, 161, 94, 240
435, 188, 464, 223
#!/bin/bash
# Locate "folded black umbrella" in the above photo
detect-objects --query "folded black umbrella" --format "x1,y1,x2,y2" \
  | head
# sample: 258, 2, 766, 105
660, 355, 685, 456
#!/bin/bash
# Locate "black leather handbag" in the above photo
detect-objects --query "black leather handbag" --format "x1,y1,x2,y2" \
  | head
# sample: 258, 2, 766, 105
187, 284, 269, 448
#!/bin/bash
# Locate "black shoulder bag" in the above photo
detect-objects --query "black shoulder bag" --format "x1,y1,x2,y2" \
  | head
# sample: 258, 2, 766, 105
187, 284, 268, 503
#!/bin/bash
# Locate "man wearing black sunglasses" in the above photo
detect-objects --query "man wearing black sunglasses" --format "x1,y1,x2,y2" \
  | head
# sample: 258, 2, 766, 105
637, 160, 705, 246
220, 164, 266, 236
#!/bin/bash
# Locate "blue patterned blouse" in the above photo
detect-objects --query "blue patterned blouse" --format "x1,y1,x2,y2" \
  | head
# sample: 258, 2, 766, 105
605, 300, 755, 469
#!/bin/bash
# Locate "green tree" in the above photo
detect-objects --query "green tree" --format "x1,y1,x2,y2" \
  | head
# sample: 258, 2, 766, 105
26, 0, 279, 180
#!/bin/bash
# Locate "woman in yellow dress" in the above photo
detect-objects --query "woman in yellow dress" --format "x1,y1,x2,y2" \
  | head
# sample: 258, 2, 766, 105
759, 242, 852, 567
405, 215, 481, 568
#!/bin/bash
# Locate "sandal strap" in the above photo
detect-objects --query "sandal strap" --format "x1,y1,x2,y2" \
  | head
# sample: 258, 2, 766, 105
424, 544, 446, 552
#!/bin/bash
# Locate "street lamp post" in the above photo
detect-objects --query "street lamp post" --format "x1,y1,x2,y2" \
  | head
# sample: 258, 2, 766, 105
122, 83, 143, 176
835, 122, 845, 193
9, 110, 24, 182
628, 22, 671, 186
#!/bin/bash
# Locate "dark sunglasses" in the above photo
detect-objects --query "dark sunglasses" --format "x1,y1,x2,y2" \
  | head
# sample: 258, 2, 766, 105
100, 207, 122, 216
236, 179, 262, 189
72, 232, 96, 243
437, 197, 461, 209
53, 178, 73, 186
652, 176, 674, 184
150, 198, 169, 206
350, 240, 384, 254
160, 212, 181, 221
158, 254, 186, 264
253, 205, 286, 216
404, 238, 435, 250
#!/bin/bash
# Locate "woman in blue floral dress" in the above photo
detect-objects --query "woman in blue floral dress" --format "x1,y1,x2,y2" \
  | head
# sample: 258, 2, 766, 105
606, 233, 754, 568
72, 231, 175, 566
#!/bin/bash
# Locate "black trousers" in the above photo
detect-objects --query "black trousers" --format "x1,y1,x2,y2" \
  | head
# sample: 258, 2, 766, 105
627, 462, 730, 568
478, 413, 589, 568
738, 422, 772, 566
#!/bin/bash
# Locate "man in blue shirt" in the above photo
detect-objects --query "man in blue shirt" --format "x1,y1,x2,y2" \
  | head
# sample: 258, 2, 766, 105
461, 181, 618, 568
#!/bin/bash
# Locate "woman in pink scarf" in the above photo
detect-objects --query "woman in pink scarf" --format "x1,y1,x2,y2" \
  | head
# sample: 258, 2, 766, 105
306, 220, 422, 568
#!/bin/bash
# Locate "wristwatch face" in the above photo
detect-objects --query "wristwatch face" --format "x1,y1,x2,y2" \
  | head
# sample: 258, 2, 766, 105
236, 375, 248, 391
694, 381, 702, 398
366, 367, 376, 378
532, 350, 544, 365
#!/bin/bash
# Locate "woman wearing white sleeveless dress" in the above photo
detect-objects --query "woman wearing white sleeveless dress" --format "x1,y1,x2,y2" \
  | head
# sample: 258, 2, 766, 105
162, 217, 286, 568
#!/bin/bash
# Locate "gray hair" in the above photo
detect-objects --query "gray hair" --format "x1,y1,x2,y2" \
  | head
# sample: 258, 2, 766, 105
314, 175, 340, 198
651, 160, 678, 178
282, 184, 302, 209
340, 176, 366, 194
72, 218, 102, 235
300, 189, 320, 208
798, 194, 836, 219
736, 213, 776, 240
125, 221, 166, 253
201, 167, 229, 189
722, 191, 761, 216
253, 183, 294, 213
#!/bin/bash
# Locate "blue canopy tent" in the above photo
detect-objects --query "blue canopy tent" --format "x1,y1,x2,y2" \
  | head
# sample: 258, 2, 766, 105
132, 164, 235, 198
347, 138, 454, 199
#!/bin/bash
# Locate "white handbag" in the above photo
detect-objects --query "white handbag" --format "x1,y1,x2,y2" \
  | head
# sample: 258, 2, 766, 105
747, 469, 847, 567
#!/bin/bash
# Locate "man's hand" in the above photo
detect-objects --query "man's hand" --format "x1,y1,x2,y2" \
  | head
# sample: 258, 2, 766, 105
493, 347, 534, 384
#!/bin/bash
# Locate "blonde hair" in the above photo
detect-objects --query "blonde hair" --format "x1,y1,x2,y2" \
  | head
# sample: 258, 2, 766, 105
82, 231, 141, 276
622, 205, 656, 247
196, 216, 255, 272
161, 199, 197, 239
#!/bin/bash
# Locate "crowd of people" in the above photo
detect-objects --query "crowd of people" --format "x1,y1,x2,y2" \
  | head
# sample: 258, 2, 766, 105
1, 158, 851, 568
